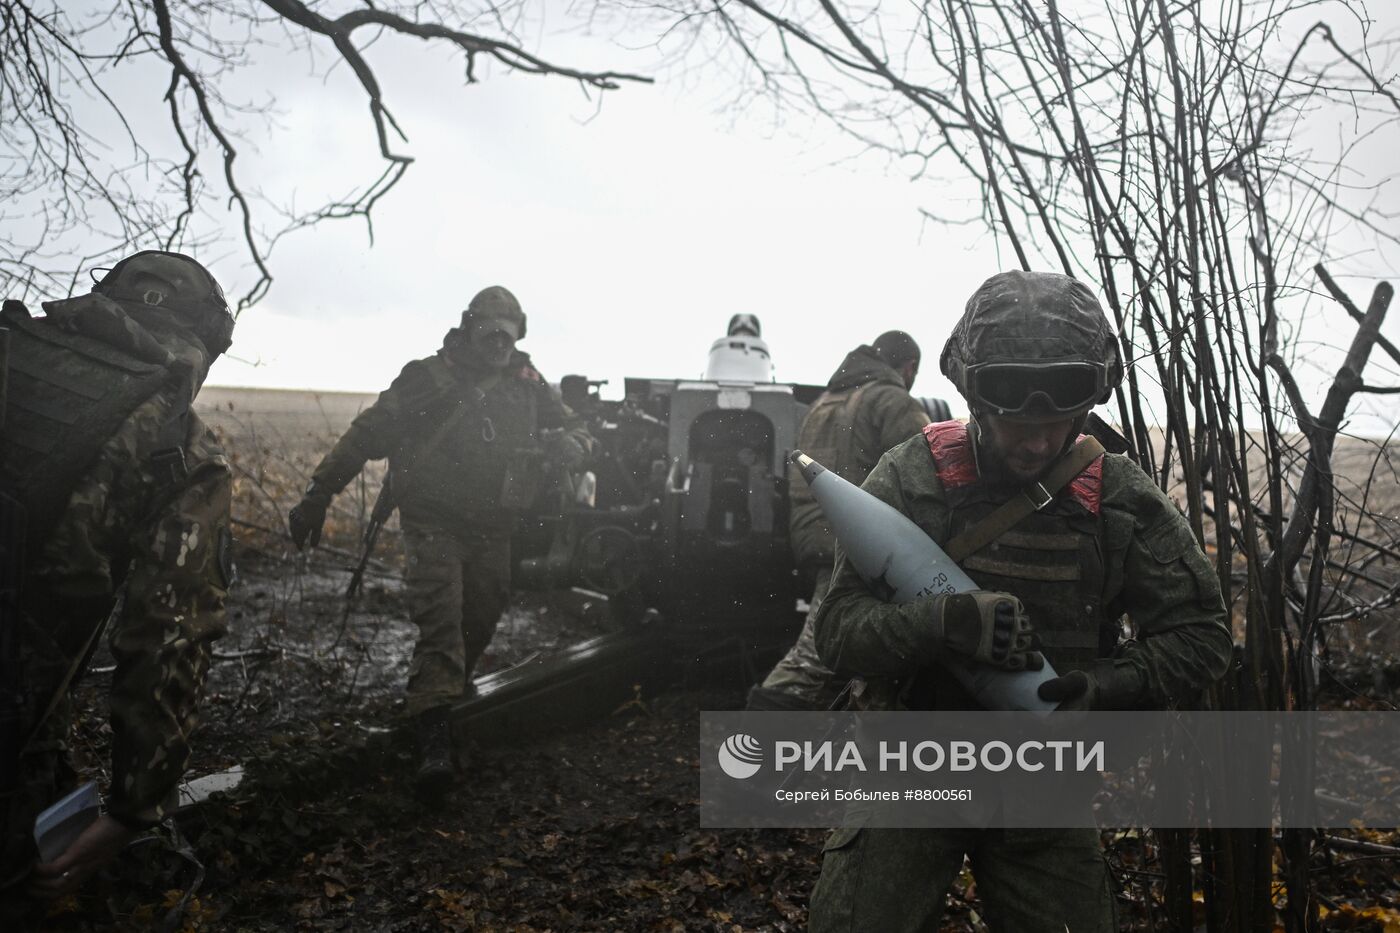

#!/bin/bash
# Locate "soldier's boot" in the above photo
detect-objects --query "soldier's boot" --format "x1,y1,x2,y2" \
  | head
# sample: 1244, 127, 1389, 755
414, 707, 455, 801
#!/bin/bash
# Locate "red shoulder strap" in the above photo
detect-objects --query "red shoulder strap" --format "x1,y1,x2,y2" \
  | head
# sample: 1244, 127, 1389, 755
1066, 444, 1104, 514
922, 420, 978, 489
923, 421, 1103, 514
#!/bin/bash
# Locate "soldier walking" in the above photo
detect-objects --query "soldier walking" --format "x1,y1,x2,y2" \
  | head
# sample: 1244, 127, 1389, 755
289, 287, 592, 798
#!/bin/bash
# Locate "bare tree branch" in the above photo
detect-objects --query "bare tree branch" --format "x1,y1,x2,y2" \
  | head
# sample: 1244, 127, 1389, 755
0, 0, 651, 307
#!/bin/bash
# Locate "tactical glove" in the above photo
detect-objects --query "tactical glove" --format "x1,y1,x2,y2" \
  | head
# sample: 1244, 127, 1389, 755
1037, 661, 1144, 711
288, 498, 327, 550
933, 590, 1043, 671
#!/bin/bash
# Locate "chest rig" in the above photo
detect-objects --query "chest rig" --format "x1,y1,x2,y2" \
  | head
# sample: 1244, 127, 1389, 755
926, 421, 1112, 686
391, 359, 544, 523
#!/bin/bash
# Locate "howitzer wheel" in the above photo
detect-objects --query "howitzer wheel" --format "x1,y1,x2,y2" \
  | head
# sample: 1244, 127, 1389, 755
577, 526, 642, 595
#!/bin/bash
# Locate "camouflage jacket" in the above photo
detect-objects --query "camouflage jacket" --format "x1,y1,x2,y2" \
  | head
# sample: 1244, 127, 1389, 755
813, 430, 1232, 710
306, 350, 593, 530
21, 352, 232, 829
789, 346, 930, 572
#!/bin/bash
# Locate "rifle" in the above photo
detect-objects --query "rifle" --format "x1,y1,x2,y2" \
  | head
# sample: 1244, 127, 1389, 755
340, 474, 397, 626
334, 382, 490, 634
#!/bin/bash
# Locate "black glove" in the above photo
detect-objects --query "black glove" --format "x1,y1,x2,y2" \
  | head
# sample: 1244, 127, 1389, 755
1038, 670, 1096, 711
1037, 661, 1144, 711
933, 590, 1043, 671
288, 498, 327, 550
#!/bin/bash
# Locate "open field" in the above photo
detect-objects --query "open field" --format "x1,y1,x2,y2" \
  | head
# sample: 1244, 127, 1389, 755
196, 386, 377, 451
195, 386, 387, 553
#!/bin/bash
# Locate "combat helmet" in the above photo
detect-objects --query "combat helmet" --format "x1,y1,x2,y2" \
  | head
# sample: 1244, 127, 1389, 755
93, 250, 235, 356
940, 270, 1122, 424
461, 285, 526, 340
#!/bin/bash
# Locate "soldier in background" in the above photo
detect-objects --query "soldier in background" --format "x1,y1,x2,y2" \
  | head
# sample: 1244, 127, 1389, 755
0, 252, 236, 910
747, 330, 930, 711
288, 287, 592, 798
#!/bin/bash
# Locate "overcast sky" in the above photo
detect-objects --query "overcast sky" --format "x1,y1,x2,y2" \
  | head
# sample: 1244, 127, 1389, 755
45, 1, 1398, 435
200, 26, 1014, 406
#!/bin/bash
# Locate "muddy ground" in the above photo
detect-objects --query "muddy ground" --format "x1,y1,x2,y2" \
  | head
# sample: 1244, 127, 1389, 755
29, 387, 1400, 931
50, 540, 834, 933
41, 544, 1400, 933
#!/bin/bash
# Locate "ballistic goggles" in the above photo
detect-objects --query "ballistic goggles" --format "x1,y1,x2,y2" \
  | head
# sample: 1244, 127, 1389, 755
469, 315, 522, 342
965, 361, 1107, 419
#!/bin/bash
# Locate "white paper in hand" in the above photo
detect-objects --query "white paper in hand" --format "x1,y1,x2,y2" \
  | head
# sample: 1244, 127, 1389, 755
33, 781, 101, 864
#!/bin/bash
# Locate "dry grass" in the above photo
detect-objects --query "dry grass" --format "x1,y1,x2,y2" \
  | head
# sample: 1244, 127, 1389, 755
195, 386, 399, 561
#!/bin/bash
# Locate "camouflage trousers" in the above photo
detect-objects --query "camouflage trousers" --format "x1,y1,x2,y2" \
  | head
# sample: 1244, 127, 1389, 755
756, 566, 844, 709
809, 826, 1116, 933
401, 522, 510, 717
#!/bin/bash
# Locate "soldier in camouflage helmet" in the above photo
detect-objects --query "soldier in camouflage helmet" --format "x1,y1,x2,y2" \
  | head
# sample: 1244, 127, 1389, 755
807, 271, 1232, 932
288, 286, 593, 798
0, 251, 235, 910
747, 330, 930, 711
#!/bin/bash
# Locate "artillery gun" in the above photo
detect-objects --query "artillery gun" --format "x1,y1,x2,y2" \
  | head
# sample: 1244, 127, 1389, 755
454, 317, 950, 734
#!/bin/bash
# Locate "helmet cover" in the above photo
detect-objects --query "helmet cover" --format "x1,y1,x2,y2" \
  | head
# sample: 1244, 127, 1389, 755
940, 271, 1122, 420
94, 250, 234, 356
461, 285, 526, 340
